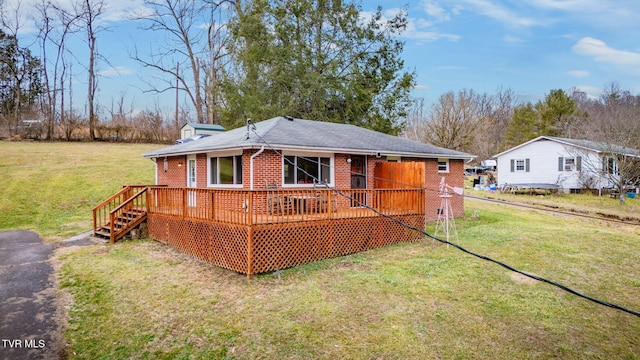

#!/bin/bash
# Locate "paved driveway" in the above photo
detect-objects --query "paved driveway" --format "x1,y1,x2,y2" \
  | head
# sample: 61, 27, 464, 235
0, 230, 68, 360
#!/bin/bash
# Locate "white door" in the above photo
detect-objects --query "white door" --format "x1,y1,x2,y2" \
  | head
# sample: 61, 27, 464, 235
187, 155, 197, 207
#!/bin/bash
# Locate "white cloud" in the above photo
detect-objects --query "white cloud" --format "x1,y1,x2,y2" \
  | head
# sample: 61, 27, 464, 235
461, 0, 548, 28
2, 0, 152, 34
361, 9, 460, 44
572, 37, 640, 67
98, 66, 133, 77
572, 85, 602, 99
526, 0, 640, 29
414, 84, 432, 91
421, 1, 451, 23
568, 70, 590, 78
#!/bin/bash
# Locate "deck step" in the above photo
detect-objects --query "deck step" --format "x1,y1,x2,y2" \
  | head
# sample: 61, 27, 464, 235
94, 228, 111, 238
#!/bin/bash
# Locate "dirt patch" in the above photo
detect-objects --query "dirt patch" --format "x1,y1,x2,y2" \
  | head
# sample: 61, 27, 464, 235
510, 272, 539, 285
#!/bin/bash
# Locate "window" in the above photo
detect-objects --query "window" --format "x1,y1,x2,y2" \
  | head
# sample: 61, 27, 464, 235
603, 156, 619, 175
564, 158, 575, 171
510, 158, 530, 172
283, 155, 332, 185
209, 155, 243, 186
437, 159, 449, 173
558, 156, 582, 172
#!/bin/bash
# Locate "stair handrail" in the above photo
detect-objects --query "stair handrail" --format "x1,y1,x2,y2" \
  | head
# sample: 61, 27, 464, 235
93, 185, 158, 235
108, 187, 150, 243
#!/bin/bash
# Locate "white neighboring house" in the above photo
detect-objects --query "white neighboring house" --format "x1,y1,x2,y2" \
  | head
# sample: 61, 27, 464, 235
180, 123, 225, 139
494, 136, 635, 193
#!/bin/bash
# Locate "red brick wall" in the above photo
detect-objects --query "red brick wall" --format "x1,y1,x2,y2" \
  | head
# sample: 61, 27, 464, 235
248, 149, 282, 189
155, 151, 465, 218
196, 154, 208, 187
334, 154, 351, 190
422, 158, 465, 219
156, 156, 187, 187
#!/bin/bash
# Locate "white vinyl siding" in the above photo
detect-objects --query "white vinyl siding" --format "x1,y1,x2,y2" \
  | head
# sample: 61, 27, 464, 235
496, 139, 613, 190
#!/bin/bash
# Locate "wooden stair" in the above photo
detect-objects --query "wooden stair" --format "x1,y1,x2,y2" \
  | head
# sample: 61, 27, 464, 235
94, 208, 147, 241
93, 185, 153, 243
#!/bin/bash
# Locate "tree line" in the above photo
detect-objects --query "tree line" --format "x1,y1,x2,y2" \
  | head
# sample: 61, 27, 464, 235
0, 0, 414, 142
404, 83, 640, 201
404, 84, 640, 161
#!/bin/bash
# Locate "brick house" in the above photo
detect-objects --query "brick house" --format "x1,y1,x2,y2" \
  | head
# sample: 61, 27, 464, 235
95, 116, 474, 275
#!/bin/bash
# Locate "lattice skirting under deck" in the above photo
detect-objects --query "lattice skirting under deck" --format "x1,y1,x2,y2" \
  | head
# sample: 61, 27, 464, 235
147, 214, 425, 275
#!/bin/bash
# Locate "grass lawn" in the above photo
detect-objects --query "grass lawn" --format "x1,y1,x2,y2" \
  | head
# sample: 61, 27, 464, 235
3, 142, 640, 359
58, 203, 640, 359
0, 141, 160, 240
466, 184, 640, 222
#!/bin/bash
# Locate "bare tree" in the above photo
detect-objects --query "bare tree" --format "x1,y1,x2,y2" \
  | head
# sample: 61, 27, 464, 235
65, 0, 107, 141
424, 89, 481, 152
402, 97, 428, 142
132, 0, 232, 124
35, 0, 80, 140
572, 82, 640, 203
404, 88, 516, 161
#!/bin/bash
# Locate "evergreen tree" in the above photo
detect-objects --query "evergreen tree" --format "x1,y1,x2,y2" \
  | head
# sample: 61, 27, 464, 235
503, 103, 538, 148
0, 29, 44, 136
220, 0, 415, 134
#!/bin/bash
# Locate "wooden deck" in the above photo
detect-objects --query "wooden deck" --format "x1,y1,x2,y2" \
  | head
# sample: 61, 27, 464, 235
95, 186, 438, 276
146, 187, 427, 226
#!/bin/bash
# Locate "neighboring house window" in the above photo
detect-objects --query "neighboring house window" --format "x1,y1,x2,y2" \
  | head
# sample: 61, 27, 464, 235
510, 159, 530, 172
209, 155, 243, 185
437, 159, 449, 173
284, 155, 331, 185
602, 156, 618, 175
558, 156, 582, 172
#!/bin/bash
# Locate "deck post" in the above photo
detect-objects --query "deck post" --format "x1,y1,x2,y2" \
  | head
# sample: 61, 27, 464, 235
248, 191, 254, 226
109, 212, 115, 244
247, 225, 254, 279
93, 208, 97, 233
182, 188, 187, 218
210, 191, 215, 220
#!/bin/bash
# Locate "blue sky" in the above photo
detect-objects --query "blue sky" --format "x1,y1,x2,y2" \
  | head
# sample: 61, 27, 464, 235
6, 0, 640, 118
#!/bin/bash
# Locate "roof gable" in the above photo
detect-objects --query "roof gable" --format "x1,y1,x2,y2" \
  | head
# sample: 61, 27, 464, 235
493, 136, 640, 158
146, 116, 475, 160
182, 122, 226, 132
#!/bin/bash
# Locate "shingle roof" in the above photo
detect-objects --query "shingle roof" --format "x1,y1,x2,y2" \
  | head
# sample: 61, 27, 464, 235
145, 116, 475, 160
493, 135, 640, 158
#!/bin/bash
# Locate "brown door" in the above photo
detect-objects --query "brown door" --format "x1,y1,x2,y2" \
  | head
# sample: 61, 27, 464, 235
350, 155, 366, 207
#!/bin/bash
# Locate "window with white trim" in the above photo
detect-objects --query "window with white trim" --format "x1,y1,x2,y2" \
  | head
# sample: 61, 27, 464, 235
603, 156, 619, 175
208, 154, 243, 186
437, 159, 449, 173
510, 158, 530, 172
283, 155, 332, 185
564, 157, 575, 171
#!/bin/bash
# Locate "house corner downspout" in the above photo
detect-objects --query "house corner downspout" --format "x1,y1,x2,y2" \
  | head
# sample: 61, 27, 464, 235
250, 146, 265, 190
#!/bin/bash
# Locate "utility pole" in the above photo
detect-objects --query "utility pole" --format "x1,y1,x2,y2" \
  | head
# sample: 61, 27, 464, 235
175, 62, 180, 135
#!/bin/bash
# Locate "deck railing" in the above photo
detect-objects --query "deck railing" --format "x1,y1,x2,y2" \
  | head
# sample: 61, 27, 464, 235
107, 189, 149, 243
146, 187, 426, 226
93, 185, 152, 233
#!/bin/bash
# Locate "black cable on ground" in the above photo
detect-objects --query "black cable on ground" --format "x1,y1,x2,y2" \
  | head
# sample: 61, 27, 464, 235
250, 128, 640, 319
